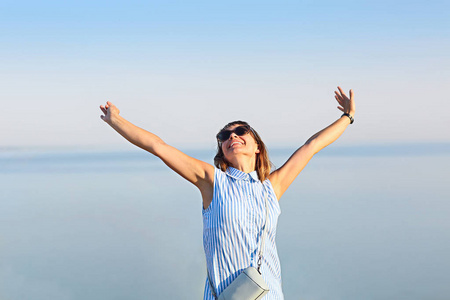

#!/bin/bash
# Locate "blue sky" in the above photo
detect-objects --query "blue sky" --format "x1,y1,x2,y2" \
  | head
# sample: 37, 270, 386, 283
1, 0, 449, 148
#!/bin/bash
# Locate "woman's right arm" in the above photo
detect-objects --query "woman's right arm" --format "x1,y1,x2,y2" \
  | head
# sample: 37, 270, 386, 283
100, 101, 214, 206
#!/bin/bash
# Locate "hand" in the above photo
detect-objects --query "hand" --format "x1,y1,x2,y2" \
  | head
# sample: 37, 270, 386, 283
100, 101, 120, 124
335, 86, 355, 116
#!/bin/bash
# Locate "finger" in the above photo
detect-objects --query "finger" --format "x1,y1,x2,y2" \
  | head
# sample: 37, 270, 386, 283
337, 106, 344, 112
337, 86, 347, 98
349, 89, 354, 101
335, 95, 343, 104
335, 91, 345, 100
100, 105, 107, 115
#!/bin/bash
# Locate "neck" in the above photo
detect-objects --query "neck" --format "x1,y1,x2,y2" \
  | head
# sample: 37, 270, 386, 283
228, 155, 256, 173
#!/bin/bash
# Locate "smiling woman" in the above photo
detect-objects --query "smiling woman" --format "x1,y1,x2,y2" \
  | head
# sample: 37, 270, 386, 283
214, 121, 271, 182
99, 86, 355, 300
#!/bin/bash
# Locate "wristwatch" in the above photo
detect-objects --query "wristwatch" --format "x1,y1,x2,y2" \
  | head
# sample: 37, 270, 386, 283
341, 113, 354, 124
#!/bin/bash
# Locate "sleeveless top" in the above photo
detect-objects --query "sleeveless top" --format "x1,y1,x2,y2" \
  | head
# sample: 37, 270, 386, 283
202, 167, 284, 299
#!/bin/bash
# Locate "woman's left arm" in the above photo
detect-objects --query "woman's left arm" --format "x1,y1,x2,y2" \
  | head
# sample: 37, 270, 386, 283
269, 86, 355, 199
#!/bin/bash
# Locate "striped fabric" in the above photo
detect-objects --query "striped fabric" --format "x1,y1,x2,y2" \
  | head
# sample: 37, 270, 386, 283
202, 167, 283, 300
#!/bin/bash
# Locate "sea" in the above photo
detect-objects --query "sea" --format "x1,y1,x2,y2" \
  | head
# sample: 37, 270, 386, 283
1, 143, 449, 300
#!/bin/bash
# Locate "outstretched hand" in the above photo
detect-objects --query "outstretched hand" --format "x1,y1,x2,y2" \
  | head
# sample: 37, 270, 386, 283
335, 86, 355, 116
100, 101, 120, 125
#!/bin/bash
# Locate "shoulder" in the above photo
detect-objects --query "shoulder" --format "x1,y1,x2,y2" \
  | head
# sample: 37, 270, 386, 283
266, 176, 281, 201
212, 167, 229, 190
214, 167, 226, 180
263, 178, 277, 197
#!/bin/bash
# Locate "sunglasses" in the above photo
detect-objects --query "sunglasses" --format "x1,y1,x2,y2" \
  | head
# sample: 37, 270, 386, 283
216, 125, 252, 142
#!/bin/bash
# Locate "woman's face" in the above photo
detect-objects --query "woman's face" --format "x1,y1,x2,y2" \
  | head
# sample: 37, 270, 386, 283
220, 124, 260, 160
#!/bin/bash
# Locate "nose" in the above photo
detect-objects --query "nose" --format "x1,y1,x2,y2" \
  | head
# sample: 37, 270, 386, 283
229, 132, 239, 140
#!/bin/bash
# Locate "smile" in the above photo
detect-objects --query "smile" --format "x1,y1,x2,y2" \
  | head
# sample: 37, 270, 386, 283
229, 141, 244, 148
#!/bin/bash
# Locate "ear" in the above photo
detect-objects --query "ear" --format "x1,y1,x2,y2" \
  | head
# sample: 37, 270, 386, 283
255, 147, 260, 154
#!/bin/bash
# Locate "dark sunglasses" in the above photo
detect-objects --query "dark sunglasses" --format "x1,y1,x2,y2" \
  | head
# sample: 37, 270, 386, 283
216, 125, 252, 142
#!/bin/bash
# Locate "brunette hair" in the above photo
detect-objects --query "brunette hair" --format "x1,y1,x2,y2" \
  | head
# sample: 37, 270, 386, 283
214, 121, 272, 181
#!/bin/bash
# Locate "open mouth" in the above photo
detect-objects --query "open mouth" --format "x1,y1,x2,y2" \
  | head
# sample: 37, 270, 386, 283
229, 141, 244, 148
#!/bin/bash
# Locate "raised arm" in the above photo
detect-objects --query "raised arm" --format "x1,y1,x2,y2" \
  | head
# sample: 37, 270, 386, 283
269, 87, 355, 199
100, 101, 215, 207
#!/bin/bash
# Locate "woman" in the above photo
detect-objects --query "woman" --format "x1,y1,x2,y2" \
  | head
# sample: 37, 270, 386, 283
99, 86, 355, 299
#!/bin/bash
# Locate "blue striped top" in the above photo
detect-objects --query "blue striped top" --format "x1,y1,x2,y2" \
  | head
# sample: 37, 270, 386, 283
202, 167, 283, 299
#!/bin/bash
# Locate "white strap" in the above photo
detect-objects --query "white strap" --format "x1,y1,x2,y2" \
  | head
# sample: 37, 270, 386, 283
207, 270, 218, 300
257, 183, 269, 273
207, 182, 270, 297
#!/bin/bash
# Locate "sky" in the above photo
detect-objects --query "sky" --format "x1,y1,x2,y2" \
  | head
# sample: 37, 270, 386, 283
1, 0, 449, 150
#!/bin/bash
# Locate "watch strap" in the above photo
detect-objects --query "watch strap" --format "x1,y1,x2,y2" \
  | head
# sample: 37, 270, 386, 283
341, 113, 354, 124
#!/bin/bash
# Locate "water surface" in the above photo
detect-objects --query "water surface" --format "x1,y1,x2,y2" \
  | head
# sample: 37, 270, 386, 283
1, 144, 449, 300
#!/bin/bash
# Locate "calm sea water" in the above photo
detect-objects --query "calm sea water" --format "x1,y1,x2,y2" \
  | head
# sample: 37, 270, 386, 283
1, 144, 449, 300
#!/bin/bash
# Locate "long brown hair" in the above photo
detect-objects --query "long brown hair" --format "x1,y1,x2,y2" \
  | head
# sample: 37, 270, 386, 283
214, 121, 272, 181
